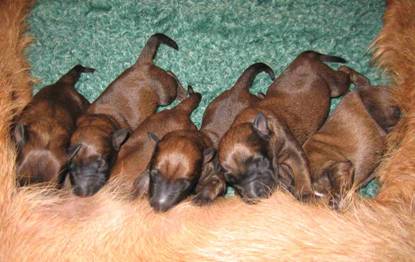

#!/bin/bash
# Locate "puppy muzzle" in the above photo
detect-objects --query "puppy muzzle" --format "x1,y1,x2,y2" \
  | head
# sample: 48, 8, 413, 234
149, 176, 192, 212
69, 162, 110, 197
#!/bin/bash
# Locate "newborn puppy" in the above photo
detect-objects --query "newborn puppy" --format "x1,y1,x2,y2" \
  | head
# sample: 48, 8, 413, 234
218, 51, 351, 203
12, 65, 92, 185
193, 63, 275, 205
110, 87, 201, 192
303, 66, 401, 206
147, 129, 215, 212
68, 33, 182, 197
201, 63, 275, 147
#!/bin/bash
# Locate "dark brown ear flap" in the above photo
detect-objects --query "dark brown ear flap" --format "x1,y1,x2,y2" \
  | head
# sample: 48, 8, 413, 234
132, 171, 150, 198
270, 125, 314, 199
325, 161, 354, 196
252, 112, 270, 140
147, 132, 160, 143
203, 148, 216, 165
112, 128, 130, 151
67, 144, 82, 161
13, 123, 26, 148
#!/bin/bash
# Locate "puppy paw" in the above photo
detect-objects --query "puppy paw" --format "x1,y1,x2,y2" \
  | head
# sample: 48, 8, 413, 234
192, 191, 216, 206
193, 179, 226, 206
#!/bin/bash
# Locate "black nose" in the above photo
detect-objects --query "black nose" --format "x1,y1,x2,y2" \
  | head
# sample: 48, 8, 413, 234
73, 184, 99, 197
150, 195, 174, 212
243, 182, 270, 199
70, 169, 108, 197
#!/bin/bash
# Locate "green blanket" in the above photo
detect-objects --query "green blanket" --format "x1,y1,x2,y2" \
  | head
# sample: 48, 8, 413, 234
27, 0, 385, 197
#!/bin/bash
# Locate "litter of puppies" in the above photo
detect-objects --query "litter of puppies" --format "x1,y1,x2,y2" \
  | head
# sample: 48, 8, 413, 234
12, 33, 401, 212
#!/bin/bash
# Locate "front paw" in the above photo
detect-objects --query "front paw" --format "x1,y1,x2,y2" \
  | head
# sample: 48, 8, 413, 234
192, 179, 226, 206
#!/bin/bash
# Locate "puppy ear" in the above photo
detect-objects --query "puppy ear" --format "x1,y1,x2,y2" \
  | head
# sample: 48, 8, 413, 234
67, 144, 82, 161
252, 112, 270, 140
133, 170, 150, 198
203, 148, 216, 165
112, 128, 130, 151
13, 123, 26, 148
147, 132, 160, 143
270, 125, 314, 199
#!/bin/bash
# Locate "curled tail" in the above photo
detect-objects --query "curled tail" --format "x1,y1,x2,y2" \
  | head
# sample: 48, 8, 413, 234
301, 50, 347, 64
57, 64, 95, 85
137, 33, 178, 64
232, 63, 275, 91
176, 86, 201, 114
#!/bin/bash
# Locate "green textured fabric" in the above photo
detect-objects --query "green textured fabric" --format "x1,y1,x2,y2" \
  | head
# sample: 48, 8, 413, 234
27, 0, 384, 197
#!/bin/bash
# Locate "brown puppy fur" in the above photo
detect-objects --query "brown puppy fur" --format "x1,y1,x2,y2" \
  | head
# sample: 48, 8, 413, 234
147, 129, 215, 212
13, 65, 92, 185
68, 33, 182, 197
201, 63, 275, 147
111, 87, 201, 191
194, 63, 275, 204
303, 68, 400, 206
2, 1, 415, 261
218, 51, 351, 202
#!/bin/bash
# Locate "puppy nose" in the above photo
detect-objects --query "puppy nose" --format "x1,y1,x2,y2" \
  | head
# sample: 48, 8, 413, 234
242, 182, 271, 200
72, 179, 101, 197
73, 185, 95, 197
150, 195, 172, 212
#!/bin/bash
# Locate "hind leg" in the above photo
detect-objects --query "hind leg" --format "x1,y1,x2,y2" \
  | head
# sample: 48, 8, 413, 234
149, 66, 185, 105
338, 66, 371, 88
166, 70, 187, 100
319, 64, 351, 97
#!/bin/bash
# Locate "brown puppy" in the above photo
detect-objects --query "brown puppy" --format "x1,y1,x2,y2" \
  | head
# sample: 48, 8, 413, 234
303, 67, 401, 206
68, 33, 182, 197
12, 65, 92, 185
218, 51, 351, 203
111, 87, 201, 191
193, 63, 275, 205
147, 129, 215, 212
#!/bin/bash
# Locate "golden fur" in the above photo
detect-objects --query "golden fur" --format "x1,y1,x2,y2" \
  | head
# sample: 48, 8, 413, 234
1, 0, 415, 260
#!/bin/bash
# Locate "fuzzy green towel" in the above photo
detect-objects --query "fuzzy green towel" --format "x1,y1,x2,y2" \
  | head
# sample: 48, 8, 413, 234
27, 0, 385, 197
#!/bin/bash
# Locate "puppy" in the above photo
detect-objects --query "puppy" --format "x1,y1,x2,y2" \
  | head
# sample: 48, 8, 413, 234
68, 33, 183, 197
193, 63, 275, 205
147, 129, 215, 212
218, 51, 351, 203
12, 65, 92, 185
303, 66, 401, 206
111, 87, 201, 192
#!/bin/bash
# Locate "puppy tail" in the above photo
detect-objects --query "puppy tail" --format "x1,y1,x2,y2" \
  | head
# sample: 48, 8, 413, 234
57, 64, 95, 85
176, 85, 202, 113
136, 33, 178, 64
233, 63, 275, 91
302, 51, 347, 64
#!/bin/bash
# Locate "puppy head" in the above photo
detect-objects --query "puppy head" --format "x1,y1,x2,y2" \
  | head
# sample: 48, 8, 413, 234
358, 86, 401, 132
13, 123, 68, 185
147, 131, 214, 212
218, 113, 277, 203
68, 116, 129, 197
